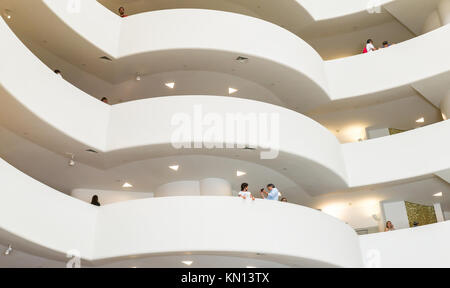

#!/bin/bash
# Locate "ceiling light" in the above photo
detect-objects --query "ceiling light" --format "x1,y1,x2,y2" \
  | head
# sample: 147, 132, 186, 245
236, 56, 249, 64
229, 88, 238, 94
4, 244, 12, 256
433, 192, 443, 197
4, 10, 12, 20
66, 153, 75, 167
236, 170, 246, 177
246, 266, 256, 268
136, 74, 141, 81
122, 182, 133, 188
182, 261, 193, 266
416, 117, 425, 123
165, 82, 175, 89
169, 165, 179, 171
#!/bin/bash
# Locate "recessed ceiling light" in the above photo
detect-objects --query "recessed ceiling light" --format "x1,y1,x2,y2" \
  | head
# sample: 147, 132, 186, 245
4, 244, 12, 256
433, 192, 443, 197
122, 182, 133, 188
4, 10, 12, 20
229, 88, 238, 94
165, 82, 175, 89
236, 170, 246, 177
182, 260, 193, 266
246, 266, 256, 268
416, 117, 425, 123
169, 165, 179, 171
236, 56, 249, 64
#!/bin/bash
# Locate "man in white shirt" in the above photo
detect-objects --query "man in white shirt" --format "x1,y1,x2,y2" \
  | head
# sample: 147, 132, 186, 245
239, 183, 255, 200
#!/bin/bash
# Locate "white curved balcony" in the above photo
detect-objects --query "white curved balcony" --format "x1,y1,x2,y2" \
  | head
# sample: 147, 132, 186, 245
2, 3, 449, 110
0, 157, 362, 267
0, 13, 449, 192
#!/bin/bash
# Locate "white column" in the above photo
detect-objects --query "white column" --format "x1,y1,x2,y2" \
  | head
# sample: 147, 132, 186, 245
434, 203, 445, 222
441, 91, 450, 120
438, 0, 450, 25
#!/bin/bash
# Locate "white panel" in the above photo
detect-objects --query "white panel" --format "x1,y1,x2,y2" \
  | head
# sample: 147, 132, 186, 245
382, 201, 410, 230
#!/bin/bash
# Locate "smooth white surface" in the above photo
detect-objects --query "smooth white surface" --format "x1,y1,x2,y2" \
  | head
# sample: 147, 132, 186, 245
434, 203, 445, 222
342, 120, 450, 187
381, 201, 410, 229
360, 220, 450, 267
23, 5, 450, 104
0, 158, 363, 267
71, 189, 153, 206
93, 196, 363, 267
0, 158, 98, 261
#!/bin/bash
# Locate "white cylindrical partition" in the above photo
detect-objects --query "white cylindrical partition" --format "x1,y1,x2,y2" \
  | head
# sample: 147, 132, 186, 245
155, 181, 201, 197
441, 91, 450, 120
438, 0, 450, 25
423, 11, 442, 34
199, 178, 232, 196
155, 178, 232, 197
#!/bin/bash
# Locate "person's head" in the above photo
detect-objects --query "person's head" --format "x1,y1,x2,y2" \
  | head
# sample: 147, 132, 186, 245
367, 39, 373, 44
101, 97, 109, 104
281, 197, 288, 202
119, 7, 125, 16
91, 195, 99, 204
382, 41, 389, 47
386, 221, 393, 229
267, 184, 275, 191
241, 183, 248, 192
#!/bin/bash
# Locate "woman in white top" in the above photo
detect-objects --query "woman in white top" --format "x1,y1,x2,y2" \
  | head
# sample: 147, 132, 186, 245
385, 221, 395, 232
365, 39, 378, 53
239, 183, 255, 200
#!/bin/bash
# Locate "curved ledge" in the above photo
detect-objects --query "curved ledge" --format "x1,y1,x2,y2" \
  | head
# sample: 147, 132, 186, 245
97, 0, 395, 22
0, 157, 362, 267
5, 3, 449, 107
360, 220, 450, 267
1, 13, 450, 191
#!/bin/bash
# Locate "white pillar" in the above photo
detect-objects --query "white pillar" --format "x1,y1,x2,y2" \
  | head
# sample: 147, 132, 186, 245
438, 0, 450, 25
441, 91, 450, 120
434, 203, 445, 222
155, 178, 232, 197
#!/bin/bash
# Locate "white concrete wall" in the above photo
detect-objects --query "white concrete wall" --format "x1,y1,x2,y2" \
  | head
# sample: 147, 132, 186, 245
360, 221, 450, 267
93, 196, 363, 267
381, 201, 410, 230
438, 0, 450, 25
0, 158, 98, 260
71, 189, 153, 206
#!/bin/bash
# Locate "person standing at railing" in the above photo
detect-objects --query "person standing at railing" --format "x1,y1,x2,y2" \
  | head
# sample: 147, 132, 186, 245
384, 221, 395, 231
119, 7, 128, 18
260, 184, 280, 201
239, 183, 255, 200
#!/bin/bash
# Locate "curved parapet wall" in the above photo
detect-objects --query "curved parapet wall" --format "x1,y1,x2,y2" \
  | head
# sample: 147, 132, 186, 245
1, 11, 450, 191
0, 158, 98, 261
0, 157, 363, 267
342, 120, 450, 187
8, 3, 450, 105
360, 221, 450, 268
93, 197, 363, 267
326, 24, 450, 99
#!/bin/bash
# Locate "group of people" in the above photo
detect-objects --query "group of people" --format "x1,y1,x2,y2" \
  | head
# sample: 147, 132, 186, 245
239, 183, 287, 202
363, 39, 393, 53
